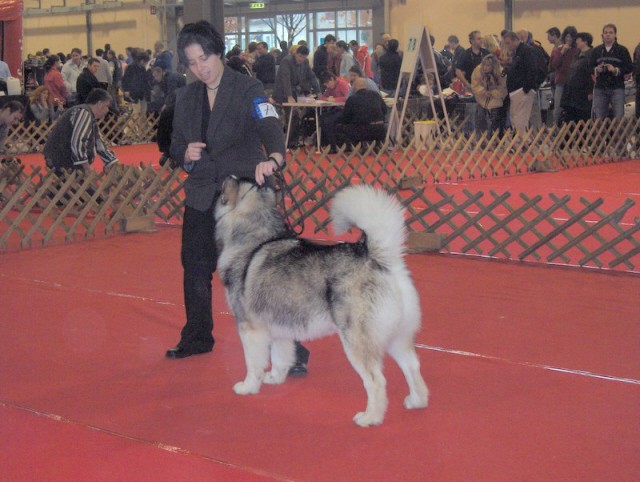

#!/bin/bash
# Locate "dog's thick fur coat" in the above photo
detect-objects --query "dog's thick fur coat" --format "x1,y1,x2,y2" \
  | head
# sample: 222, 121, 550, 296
215, 178, 429, 426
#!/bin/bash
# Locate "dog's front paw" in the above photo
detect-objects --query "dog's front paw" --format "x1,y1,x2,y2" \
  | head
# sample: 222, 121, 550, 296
233, 380, 260, 395
353, 411, 384, 427
264, 369, 287, 385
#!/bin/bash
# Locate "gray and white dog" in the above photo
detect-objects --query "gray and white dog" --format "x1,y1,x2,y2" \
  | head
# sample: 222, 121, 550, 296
215, 177, 429, 426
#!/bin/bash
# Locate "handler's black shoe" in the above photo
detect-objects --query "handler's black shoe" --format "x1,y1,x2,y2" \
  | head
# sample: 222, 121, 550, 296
165, 345, 212, 359
288, 362, 308, 377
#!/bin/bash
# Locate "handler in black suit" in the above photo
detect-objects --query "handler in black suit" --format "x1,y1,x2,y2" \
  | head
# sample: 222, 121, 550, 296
166, 21, 309, 373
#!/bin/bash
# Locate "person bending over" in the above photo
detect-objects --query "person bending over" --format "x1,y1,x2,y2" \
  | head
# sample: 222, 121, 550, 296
44, 88, 119, 174
0, 101, 24, 153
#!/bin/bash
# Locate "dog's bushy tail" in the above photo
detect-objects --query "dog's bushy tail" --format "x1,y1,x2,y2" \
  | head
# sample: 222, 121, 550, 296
331, 185, 406, 269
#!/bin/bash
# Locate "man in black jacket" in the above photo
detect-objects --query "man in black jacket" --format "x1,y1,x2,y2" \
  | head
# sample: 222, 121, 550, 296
560, 33, 594, 123
503, 31, 538, 133
590, 23, 633, 119
75, 58, 101, 105
335, 78, 387, 150
252, 41, 276, 92
121, 49, 151, 115
312, 34, 336, 79
455, 31, 490, 91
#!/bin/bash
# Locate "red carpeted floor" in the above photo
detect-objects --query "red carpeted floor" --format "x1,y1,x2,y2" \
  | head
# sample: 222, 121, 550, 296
2, 145, 639, 480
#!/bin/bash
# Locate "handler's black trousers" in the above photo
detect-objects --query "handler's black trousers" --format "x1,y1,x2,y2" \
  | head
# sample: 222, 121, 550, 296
179, 204, 310, 364
180, 205, 217, 351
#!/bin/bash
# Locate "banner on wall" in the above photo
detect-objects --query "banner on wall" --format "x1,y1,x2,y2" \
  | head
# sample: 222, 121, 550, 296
0, 0, 24, 80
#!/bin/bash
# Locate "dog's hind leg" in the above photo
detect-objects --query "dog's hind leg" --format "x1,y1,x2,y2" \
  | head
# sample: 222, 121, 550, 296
388, 338, 429, 410
339, 332, 388, 427
264, 339, 295, 385
234, 322, 271, 395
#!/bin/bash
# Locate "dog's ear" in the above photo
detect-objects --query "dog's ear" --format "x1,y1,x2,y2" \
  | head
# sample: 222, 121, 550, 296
220, 176, 240, 206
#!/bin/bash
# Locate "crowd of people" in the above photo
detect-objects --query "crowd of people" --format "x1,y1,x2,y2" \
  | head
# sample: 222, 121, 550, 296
232, 33, 402, 150
2, 22, 640, 158
1, 42, 185, 166
212, 23, 639, 149
14, 42, 185, 122
435, 24, 639, 136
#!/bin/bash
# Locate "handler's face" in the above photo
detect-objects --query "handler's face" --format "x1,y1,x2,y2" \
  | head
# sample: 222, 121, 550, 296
185, 43, 223, 87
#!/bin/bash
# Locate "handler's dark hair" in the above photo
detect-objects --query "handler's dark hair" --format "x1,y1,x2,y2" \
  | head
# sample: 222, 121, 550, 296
177, 20, 226, 66
85, 88, 112, 105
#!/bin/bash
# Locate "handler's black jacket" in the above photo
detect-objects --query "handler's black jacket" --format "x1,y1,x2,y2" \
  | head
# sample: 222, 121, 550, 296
171, 66, 285, 212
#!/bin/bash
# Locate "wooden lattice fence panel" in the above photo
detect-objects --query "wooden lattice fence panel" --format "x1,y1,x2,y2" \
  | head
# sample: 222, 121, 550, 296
401, 187, 640, 271
2, 137, 639, 273
0, 162, 184, 251
275, 163, 640, 273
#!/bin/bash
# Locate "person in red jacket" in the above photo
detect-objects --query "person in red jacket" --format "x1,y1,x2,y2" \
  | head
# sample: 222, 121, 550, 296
320, 71, 350, 102
43, 55, 70, 106
349, 40, 374, 79
318, 71, 349, 149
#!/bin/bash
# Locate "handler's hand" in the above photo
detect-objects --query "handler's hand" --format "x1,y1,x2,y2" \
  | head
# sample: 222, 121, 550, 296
255, 159, 279, 185
184, 142, 207, 162
104, 160, 118, 173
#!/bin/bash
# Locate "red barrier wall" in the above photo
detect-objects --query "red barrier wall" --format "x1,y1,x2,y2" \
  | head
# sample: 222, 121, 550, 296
0, 0, 23, 80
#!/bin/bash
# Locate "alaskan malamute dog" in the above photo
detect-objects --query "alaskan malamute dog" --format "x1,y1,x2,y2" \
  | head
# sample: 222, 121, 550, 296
215, 177, 429, 426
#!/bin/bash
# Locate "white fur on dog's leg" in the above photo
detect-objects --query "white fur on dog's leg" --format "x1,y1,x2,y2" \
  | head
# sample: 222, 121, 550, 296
264, 339, 295, 385
388, 338, 429, 410
263, 371, 284, 385
340, 332, 388, 427
233, 379, 261, 395
404, 392, 429, 409
234, 322, 270, 395
353, 410, 384, 427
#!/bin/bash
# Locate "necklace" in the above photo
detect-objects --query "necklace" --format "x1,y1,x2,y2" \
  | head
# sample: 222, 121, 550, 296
206, 83, 220, 92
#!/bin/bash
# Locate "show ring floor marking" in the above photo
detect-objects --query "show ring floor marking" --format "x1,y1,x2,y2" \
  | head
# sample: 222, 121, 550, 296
416, 344, 640, 386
